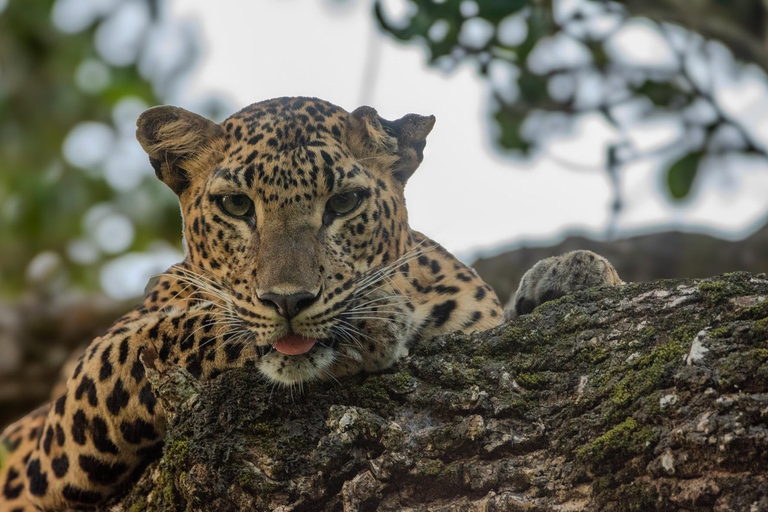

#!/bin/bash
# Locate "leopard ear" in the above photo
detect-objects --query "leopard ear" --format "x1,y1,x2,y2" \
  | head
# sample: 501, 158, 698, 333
345, 106, 435, 184
136, 106, 224, 195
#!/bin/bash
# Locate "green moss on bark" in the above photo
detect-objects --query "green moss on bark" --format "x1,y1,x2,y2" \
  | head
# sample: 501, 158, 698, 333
108, 272, 768, 512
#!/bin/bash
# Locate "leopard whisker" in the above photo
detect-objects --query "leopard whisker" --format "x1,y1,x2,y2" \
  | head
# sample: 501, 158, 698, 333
352, 241, 434, 291
342, 315, 410, 327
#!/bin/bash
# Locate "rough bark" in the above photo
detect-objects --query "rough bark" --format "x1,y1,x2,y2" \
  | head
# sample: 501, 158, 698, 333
107, 272, 768, 511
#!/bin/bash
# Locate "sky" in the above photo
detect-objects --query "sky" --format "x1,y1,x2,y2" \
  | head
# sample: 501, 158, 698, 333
162, 0, 768, 261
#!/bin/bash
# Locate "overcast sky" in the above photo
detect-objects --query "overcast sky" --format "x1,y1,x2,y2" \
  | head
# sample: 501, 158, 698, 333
167, 0, 768, 259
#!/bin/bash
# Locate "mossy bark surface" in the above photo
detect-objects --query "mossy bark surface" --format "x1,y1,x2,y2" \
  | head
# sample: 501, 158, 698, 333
108, 273, 768, 511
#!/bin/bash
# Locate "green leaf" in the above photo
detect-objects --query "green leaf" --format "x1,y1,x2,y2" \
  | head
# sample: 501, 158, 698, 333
637, 80, 689, 107
477, 0, 530, 21
666, 152, 702, 200
494, 107, 530, 153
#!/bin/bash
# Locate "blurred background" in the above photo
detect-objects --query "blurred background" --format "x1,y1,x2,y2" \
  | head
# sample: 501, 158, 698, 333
3, 0, 768, 424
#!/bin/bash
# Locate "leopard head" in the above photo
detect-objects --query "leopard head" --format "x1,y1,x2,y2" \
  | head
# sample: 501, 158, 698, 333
136, 97, 435, 384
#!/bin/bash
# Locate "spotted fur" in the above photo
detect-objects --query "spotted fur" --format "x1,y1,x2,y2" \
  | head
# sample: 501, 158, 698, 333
0, 98, 618, 510
504, 250, 622, 321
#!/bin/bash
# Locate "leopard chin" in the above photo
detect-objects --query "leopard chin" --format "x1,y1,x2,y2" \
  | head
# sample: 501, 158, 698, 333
257, 344, 337, 385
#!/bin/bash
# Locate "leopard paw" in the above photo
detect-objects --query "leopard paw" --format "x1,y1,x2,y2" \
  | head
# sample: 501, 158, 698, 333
504, 250, 622, 321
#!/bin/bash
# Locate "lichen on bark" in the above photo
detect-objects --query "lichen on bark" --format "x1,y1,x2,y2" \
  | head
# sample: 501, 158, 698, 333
107, 273, 768, 511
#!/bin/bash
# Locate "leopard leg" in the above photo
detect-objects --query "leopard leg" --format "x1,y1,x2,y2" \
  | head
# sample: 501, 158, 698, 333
15, 316, 168, 510
1, 405, 50, 512
504, 250, 622, 321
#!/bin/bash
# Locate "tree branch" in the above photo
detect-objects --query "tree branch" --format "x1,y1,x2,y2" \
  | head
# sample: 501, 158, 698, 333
108, 272, 768, 511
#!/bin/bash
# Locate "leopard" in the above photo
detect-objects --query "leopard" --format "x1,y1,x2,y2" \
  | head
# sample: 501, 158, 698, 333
0, 97, 621, 511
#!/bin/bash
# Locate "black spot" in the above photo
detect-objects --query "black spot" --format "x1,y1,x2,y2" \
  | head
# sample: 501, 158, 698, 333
25, 458, 48, 496
75, 376, 98, 407
120, 419, 158, 444
42, 425, 53, 455
56, 424, 65, 446
131, 359, 146, 383
119, 337, 130, 364
99, 344, 113, 381
224, 341, 244, 362
430, 260, 441, 274
72, 359, 84, 379
72, 410, 89, 445
159, 333, 175, 362
179, 330, 195, 352
51, 454, 69, 478
90, 416, 119, 454
320, 150, 335, 167
62, 484, 103, 505
540, 289, 565, 304
106, 378, 130, 416
185, 355, 203, 379
2, 467, 23, 500
515, 297, 537, 316
78, 455, 127, 486
139, 383, 157, 415
54, 394, 67, 415
474, 287, 486, 301
431, 300, 457, 328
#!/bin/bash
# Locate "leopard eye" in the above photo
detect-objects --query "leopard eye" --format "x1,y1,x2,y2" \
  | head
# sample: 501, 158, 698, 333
326, 191, 362, 216
219, 194, 254, 218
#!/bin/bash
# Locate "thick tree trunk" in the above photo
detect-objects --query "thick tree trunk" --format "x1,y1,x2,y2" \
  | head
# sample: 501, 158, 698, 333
108, 272, 768, 511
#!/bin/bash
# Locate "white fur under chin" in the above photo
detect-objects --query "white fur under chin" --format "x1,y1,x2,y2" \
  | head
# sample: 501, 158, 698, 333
257, 345, 337, 385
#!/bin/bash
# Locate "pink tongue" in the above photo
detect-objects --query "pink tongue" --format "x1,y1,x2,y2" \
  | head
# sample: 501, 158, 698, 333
273, 334, 317, 355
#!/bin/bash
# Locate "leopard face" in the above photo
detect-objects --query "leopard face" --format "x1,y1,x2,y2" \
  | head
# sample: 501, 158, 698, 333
137, 97, 436, 385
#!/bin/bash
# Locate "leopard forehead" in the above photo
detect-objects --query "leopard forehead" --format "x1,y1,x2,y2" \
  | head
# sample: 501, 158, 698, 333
211, 97, 363, 204
226, 97, 347, 153
182, 98, 402, 262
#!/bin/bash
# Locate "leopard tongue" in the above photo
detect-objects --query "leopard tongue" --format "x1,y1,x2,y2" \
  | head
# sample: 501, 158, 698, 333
273, 334, 317, 355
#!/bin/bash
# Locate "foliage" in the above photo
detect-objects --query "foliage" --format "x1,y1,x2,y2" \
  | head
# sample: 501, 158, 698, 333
374, 0, 768, 207
0, 0, 206, 296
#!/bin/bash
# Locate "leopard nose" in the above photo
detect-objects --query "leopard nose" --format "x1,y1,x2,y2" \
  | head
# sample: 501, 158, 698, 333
258, 291, 318, 319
